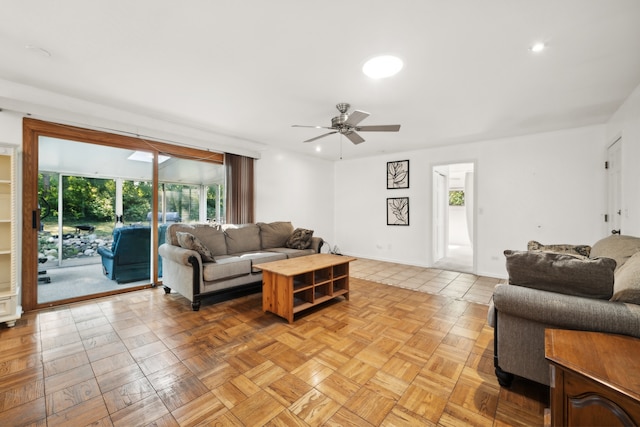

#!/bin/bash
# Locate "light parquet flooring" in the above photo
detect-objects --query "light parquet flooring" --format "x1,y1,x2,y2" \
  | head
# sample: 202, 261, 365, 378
0, 263, 547, 426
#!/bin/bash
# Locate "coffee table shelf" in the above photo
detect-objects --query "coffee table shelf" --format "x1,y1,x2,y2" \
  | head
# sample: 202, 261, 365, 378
255, 254, 356, 323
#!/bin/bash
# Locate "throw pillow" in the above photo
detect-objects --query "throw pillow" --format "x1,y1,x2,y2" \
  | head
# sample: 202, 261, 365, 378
527, 240, 591, 258
504, 249, 615, 299
176, 231, 216, 263
611, 250, 640, 304
286, 228, 314, 250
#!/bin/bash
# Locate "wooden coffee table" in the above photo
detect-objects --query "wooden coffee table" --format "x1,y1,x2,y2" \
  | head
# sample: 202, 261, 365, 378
254, 253, 356, 323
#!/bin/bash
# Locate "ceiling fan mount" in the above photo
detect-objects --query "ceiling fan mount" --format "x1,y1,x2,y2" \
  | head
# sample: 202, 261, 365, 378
293, 103, 401, 144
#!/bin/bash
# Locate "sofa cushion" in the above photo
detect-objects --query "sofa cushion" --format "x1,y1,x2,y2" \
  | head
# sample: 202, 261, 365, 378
504, 249, 616, 299
176, 231, 216, 263
237, 251, 288, 272
611, 251, 640, 304
527, 240, 591, 258
590, 235, 640, 271
167, 223, 227, 255
286, 228, 314, 250
267, 247, 316, 258
202, 257, 252, 282
258, 221, 294, 249
225, 224, 262, 254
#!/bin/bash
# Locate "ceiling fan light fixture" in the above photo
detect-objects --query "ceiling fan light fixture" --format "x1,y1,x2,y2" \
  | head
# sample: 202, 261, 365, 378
362, 55, 403, 79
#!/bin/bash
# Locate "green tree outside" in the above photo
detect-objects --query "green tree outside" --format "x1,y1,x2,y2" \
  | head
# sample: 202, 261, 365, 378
449, 190, 465, 206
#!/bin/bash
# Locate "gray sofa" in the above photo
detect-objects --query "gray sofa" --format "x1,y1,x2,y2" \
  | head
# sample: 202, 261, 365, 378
489, 234, 640, 387
159, 221, 322, 310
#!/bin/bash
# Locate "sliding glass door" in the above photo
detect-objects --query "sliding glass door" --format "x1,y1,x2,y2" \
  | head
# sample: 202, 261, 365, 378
37, 137, 153, 304
22, 118, 225, 311
158, 156, 225, 225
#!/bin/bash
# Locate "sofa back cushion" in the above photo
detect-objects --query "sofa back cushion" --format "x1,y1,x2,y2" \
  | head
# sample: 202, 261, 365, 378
166, 223, 227, 256
224, 224, 261, 254
612, 251, 640, 304
504, 249, 616, 299
590, 234, 640, 271
258, 221, 294, 248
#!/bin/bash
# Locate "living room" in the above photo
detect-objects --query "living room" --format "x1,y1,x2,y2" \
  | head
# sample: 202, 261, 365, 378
1, 1, 640, 425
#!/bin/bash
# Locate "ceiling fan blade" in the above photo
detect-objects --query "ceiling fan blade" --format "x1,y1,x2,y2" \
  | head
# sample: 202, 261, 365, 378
345, 110, 370, 126
292, 125, 334, 130
303, 131, 338, 143
356, 124, 401, 132
345, 131, 365, 145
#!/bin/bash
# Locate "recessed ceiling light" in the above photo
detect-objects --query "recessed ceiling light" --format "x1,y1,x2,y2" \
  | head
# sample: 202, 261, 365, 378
315, 146, 322, 152
363, 55, 403, 79
530, 42, 546, 53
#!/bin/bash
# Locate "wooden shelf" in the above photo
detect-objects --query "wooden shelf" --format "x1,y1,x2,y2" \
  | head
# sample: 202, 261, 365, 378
0, 148, 19, 327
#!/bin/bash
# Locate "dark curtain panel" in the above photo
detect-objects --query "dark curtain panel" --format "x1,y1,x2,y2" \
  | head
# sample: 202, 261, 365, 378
225, 153, 255, 224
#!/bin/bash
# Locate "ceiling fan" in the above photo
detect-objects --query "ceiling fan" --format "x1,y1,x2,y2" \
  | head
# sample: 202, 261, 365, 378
292, 103, 401, 144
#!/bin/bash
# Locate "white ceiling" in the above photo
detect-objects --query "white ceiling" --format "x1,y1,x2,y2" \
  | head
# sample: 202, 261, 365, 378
2, 1, 640, 161
39, 137, 225, 184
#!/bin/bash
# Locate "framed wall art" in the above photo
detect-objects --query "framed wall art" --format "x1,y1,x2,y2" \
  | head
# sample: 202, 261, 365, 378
387, 159, 409, 189
387, 197, 409, 226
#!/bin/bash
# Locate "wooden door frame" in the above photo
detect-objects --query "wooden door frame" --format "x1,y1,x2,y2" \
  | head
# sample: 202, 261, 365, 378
22, 118, 223, 311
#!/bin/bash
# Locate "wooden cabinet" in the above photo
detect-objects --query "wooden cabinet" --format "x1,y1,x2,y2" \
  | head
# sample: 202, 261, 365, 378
0, 146, 20, 327
545, 329, 640, 426
256, 254, 356, 323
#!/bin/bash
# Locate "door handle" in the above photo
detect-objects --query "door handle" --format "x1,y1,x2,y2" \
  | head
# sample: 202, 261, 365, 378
612, 229, 621, 235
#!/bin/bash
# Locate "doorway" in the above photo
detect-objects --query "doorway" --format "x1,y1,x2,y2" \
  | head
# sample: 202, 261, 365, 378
432, 162, 475, 273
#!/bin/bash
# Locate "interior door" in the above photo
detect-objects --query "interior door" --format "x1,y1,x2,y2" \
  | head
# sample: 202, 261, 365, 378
433, 170, 447, 262
607, 138, 622, 234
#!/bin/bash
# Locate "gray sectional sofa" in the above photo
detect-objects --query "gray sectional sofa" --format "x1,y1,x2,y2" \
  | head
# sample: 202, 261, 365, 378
159, 221, 322, 310
489, 234, 640, 387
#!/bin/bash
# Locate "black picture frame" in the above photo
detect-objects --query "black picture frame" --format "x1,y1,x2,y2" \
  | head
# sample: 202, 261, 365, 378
387, 197, 409, 226
387, 160, 409, 189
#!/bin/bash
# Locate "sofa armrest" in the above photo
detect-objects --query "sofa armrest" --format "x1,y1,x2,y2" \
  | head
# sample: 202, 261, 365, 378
310, 237, 323, 253
493, 283, 640, 338
97, 246, 115, 259
159, 243, 202, 265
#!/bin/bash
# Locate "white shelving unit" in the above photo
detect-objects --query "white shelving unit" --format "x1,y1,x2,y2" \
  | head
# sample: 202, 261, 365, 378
0, 146, 20, 327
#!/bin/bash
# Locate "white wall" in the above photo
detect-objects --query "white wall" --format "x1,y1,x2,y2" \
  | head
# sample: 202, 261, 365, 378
0, 110, 23, 146
335, 125, 608, 278
606, 82, 640, 236
0, 78, 265, 159
255, 147, 335, 245
448, 206, 470, 246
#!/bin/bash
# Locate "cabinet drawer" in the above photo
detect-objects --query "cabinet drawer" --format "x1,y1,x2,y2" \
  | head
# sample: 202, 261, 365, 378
0, 296, 16, 317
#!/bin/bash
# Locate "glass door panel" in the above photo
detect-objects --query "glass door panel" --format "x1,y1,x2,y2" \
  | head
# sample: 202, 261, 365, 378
158, 157, 225, 226
37, 137, 153, 304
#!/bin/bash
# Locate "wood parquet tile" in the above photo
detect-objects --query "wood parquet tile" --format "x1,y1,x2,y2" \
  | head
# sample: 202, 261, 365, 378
0, 269, 547, 426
